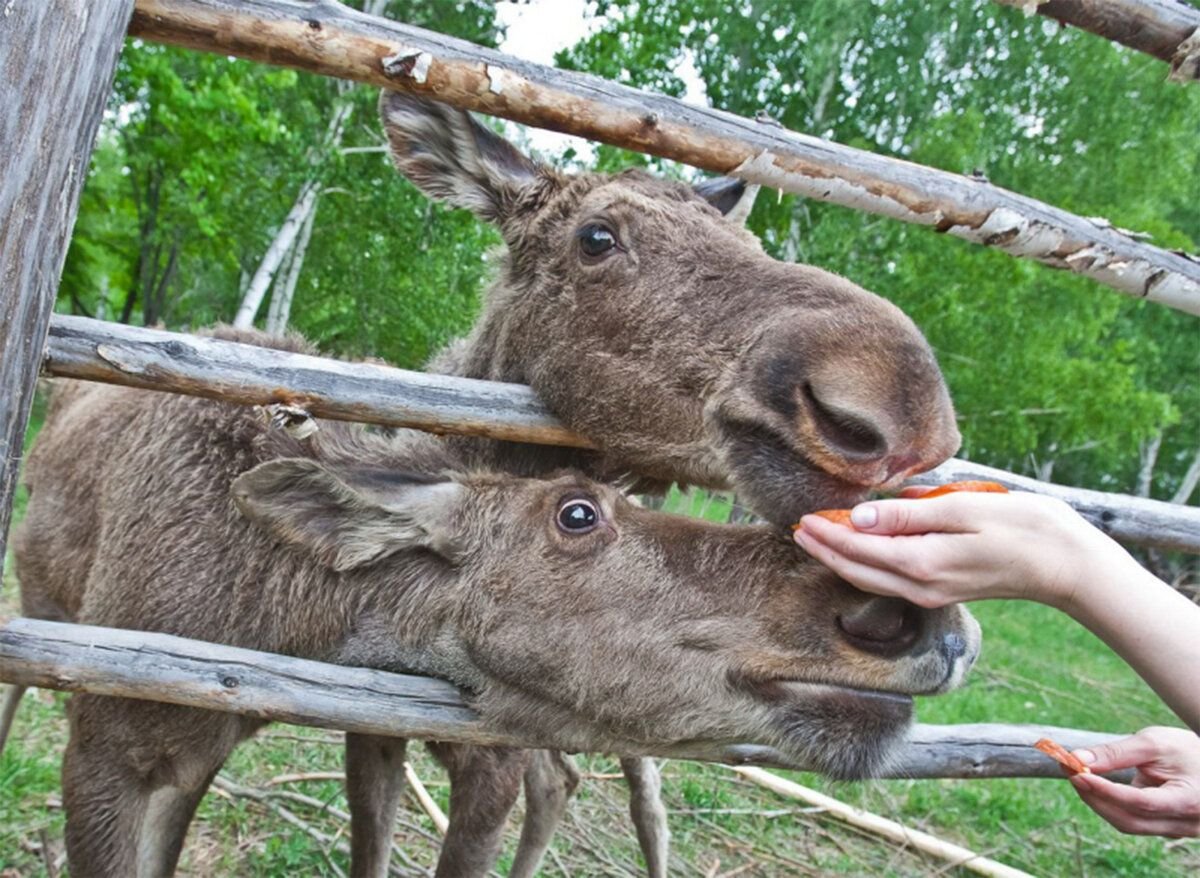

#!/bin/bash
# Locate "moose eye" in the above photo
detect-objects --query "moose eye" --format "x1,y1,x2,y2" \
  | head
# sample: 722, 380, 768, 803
576, 223, 618, 259
556, 498, 600, 534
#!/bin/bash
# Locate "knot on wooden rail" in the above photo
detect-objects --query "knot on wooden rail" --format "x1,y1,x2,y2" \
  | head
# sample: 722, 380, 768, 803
381, 47, 432, 83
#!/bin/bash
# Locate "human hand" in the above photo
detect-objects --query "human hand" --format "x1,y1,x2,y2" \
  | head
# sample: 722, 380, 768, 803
1069, 727, 1200, 837
792, 490, 1133, 611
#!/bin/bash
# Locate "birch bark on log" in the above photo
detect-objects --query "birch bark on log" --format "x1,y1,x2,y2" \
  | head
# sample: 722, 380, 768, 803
125, 0, 1200, 314
40, 315, 1200, 553
0, 618, 1133, 781
0, 0, 134, 572
995, 0, 1200, 81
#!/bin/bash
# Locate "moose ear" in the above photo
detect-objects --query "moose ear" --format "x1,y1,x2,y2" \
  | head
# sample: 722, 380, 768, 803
693, 177, 760, 226
232, 459, 464, 572
380, 90, 543, 224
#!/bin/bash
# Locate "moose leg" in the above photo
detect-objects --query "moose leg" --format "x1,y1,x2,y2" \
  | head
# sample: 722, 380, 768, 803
621, 756, 669, 878
508, 750, 581, 878
426, 743, 528, 878
0, 684, 27, 754
62, 695, 242, 878
134, 777, 222, 877
345, 733, 409, 878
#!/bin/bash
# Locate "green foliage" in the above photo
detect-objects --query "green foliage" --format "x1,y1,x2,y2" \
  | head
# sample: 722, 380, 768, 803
60, 1, 500, 367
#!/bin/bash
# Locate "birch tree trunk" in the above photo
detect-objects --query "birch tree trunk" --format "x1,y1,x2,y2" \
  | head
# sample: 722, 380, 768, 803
1172, 445, 1200, 505
265, 197, 318, 334
232, 180, 320, 329
234, 0, 389, 330
0, 0, 134, 571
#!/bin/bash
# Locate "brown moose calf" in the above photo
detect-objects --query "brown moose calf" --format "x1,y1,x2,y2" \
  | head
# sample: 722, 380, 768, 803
11, 375, 978, 877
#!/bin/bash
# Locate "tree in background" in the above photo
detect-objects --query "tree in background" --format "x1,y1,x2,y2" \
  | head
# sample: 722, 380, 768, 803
59, 0, 499, 369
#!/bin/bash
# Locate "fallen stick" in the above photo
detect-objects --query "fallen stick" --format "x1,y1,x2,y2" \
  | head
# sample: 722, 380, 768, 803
731, 766, 1034, 878
266, 770, 346, 787
404, 761, 449, 835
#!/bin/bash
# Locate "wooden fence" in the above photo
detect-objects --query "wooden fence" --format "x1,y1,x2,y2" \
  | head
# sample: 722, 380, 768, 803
1, 0, 1197, 789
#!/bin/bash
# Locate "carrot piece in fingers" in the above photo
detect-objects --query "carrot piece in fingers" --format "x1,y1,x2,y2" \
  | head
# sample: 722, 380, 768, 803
792, 480, 1010, 531
918, 480, 1009, 499
805, 509, 854, 527
1034, 738, 1091, 775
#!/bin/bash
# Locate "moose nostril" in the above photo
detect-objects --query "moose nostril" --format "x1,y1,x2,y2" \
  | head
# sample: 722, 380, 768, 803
801, 384, 888, 460
838, 598, 920, 657
940, 632, 967, 661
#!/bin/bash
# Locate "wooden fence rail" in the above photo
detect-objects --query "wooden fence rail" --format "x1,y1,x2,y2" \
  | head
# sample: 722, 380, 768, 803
127, 0, 1200, 315
44, 315, 587, 449
0, 618, 1132, 781
994, 0, 1200, 82
41, 315, 1200, 554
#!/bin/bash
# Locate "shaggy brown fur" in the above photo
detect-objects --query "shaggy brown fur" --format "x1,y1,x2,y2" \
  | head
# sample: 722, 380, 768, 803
14, 374, 977, 877
9, 95, 971, 878
375, 93, 966, 878
380, 94, 961, 526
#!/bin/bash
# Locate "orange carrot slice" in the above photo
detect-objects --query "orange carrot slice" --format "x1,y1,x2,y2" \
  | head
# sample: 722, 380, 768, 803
919, 480, 1009, 499
809, 509, 853, 526
792, 481, 1009, 530
1034, 738, 1091, 775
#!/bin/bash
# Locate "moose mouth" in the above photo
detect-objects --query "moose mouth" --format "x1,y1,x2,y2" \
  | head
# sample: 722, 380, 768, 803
708, 414, 874, 526
758, 680, 916, 779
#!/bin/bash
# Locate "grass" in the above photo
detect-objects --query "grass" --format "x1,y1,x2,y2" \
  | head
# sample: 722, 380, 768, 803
1, 420, 1197, 875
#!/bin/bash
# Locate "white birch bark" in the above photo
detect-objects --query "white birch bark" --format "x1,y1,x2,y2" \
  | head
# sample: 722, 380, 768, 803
1171, 445, 1200, 505
265, 196, 317, 334
232, 44, 364, 331
232, 180, 320, 328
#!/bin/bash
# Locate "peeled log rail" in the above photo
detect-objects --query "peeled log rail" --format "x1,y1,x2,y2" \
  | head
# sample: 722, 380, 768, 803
995, 0, 1200, 82
0, 618, 1132, 781
127, 0, 1200, 316
44, 315, 589, 449
41, 316, 1200, 554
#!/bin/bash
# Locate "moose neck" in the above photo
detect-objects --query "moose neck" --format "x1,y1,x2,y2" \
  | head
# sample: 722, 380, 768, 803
312, 553, 479, 688
427, 269, 606, 480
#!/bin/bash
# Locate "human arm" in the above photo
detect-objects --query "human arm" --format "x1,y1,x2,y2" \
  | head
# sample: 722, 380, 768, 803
793, 491, 1200, 837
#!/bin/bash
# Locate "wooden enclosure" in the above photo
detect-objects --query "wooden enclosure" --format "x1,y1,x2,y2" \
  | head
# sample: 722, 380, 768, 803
2, 0, 1199, 787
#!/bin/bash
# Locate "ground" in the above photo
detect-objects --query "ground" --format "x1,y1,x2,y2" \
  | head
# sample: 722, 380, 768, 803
2, 481, 1198, 876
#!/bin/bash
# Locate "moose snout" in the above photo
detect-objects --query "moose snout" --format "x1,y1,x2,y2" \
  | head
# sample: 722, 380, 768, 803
741, 305, 961, 490
837, 596, 921, 657
832, 593, 980, 694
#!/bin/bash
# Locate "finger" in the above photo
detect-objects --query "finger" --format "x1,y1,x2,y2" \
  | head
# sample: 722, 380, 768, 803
1072, 779, 1200, 837
798, 514, 937, 580
843, 495, 986, 536
793, 529, 942, 606
1076, 732, 1169, 773
1071, 773, 1200, 819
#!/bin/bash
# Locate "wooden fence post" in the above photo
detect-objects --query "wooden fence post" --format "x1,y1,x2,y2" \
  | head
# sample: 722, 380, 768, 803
0, 0, 135, 572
